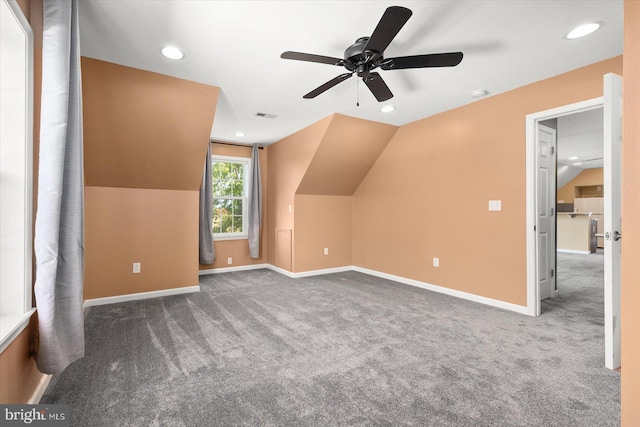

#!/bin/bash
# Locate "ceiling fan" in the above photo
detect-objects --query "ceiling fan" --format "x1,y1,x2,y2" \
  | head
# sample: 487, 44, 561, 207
281, 6, 463, 102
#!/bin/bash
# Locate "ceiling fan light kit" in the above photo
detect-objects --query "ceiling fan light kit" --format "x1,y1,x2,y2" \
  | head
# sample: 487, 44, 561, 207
281, 6, 463, 102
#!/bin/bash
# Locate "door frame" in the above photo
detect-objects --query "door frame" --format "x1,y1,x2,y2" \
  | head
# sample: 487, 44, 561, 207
525, 97, 603, 316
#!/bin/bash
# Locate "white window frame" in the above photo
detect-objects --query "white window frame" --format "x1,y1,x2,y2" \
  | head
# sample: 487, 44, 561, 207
211, 155, 251, 241
0, 0, 36, 353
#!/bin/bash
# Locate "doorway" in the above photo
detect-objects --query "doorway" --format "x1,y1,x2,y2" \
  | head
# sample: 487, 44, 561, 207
554, 108, 605, 312
525, 73, 623, 370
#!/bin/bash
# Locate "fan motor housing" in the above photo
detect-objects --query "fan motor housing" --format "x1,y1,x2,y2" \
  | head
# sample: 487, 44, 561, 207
344, 37, 382, 69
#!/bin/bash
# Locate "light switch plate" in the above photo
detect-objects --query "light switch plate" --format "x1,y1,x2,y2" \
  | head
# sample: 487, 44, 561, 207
489, 200, 502, 211
133, 262, 141, 274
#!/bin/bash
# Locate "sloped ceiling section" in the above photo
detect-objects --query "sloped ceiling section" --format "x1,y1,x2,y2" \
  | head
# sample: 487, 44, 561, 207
82, 57, 219, 191
296, 114, 398, 195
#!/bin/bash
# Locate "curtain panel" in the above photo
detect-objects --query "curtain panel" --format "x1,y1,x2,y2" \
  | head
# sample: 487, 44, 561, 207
248, 144, 262, 258
33, 0, 85, 374
199, 143, 215, 264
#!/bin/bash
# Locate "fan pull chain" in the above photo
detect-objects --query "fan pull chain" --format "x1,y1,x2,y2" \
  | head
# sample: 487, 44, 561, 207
356, 77, 360, 107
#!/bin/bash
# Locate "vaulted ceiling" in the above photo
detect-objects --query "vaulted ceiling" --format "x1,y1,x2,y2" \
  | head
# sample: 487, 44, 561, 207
78, 1, 623, 145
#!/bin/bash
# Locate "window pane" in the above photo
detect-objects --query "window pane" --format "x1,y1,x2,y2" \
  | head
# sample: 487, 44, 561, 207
220, 213, 233, 233
212, 162, 242, 197
211, 158, 247, 235
232, 199, 243, 216
233, 215, 243, 232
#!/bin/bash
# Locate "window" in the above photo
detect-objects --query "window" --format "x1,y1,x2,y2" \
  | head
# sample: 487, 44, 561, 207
0, 0, 35, 352
211, 155, 250, 239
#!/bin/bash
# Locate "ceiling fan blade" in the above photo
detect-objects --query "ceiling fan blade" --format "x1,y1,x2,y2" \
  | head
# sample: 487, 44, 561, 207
363, 72, 393, 102
303, 73, 353, 99
281, 51, 344, 66
380, 52, 464, 70
364, 6, 412, 54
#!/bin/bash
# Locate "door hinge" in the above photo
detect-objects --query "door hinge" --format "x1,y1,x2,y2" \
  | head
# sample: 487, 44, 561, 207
550, 268, 554, 278
550, 146, 555, 156
551, 207, 554, 215
534, 225, 536, 231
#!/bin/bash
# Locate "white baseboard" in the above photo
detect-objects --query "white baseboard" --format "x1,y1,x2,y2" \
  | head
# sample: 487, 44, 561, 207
201, 264, 351, 279
557, 249, 591, 255
199, 264, 269, 276
85, 263, 528, 316
83, 285, 200, 308
270, 265, 353, 279
352, 266, 530, 315
28, 373, 52, 404
266, 264, 296, 278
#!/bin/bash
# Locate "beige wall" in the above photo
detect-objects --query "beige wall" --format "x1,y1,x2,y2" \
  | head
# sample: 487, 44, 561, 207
267, 114, 397, 272
84, 187, 199, 299
353, 56, 622, 306
199, 143, 268, 270
82, 57, 219, 191
81, 58, 219, 300
294, 195, 352, 272
297, 115, 397, 195
266, 117, 332, 268
557, 168, 603, 203
621, 0, 640, 424
0, 320, 44, 403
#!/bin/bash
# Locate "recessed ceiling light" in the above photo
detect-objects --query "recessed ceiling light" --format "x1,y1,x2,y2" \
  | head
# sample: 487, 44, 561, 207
161, 46, 184, 60
568, 156, 579, 160
234, 131, 246, 137
380, 105, 395, 113
566, 22, 602, 39
470, 89, 489, 99
572, 162, 583, 166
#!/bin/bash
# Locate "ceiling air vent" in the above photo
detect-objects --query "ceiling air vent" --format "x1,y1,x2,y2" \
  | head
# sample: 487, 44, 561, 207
255, 112, 277, 119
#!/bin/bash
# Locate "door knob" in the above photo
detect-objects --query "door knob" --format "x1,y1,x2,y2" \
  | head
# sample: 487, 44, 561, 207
613, 231, 622, 241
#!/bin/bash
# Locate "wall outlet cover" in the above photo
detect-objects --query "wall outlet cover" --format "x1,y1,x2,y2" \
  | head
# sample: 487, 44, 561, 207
433, 258, 439, 267
133, 262, 141, 273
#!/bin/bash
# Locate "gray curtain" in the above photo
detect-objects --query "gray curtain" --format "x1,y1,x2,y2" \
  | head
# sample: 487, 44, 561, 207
34, 0, 85, 374
199, 144, 215, 264
248, 144, 262, 258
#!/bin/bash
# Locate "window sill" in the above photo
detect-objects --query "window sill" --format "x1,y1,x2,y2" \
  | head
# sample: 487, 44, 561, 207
0, 308, 36, 354
214, 234, 248, 242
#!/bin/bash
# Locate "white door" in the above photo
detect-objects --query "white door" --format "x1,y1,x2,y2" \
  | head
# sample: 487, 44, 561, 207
603, 73, 622, 370
536, 124, 557, 302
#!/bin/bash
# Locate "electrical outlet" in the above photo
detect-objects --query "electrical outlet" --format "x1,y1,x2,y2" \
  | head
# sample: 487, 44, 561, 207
489, 200, 502, 211
133, 262, 141, 273
433, 258, 439, 267
324, 247, 329, 255
227, 257, 232, 265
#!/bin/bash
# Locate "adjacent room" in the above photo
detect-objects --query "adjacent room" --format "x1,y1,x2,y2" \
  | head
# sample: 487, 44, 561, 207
2, 0, 639, 426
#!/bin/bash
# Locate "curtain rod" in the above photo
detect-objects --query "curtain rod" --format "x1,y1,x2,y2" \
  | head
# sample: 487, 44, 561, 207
210, 140, 264, 150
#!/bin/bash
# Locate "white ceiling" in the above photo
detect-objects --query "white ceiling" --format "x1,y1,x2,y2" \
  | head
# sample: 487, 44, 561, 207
557, 108, 604, 169
77, 0, 623, 145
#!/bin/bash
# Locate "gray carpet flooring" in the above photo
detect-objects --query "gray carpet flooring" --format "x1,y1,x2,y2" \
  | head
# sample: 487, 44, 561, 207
42, 252, 619, 426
